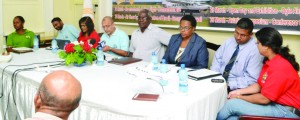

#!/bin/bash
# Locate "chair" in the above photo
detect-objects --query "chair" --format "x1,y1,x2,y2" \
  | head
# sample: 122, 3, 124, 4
239, 115, 300, 120
128, 35, 131, 40
206, 41, 220, 68
98, 33, 103, 38
239, 108, 300, 120
206, 41, 220, 51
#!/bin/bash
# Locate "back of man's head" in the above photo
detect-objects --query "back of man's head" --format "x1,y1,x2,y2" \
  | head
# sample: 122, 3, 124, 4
34, 70, 82, 120
236, 18, 254, 34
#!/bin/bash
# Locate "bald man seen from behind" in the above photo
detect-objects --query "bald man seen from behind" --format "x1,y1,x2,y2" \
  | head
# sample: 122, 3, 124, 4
25, 70, 82, 120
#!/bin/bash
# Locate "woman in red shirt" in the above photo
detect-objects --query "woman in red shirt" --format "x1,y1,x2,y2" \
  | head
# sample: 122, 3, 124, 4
217, 27, 300, 119
78, 16, 100, 48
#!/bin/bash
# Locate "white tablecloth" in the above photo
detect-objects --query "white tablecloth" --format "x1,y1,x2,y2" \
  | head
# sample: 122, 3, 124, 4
0, 49, 227, 120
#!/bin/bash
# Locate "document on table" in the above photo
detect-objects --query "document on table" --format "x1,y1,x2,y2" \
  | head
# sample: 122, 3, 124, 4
188, 69, 222, 81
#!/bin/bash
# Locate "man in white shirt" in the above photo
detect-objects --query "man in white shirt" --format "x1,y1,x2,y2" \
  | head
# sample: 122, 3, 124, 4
129, 9, 171, 62
51, 17, 79, 42
26, 70, 82, 120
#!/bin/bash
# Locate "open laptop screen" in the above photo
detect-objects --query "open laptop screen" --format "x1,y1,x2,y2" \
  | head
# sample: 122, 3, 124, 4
56, 39, 71, 50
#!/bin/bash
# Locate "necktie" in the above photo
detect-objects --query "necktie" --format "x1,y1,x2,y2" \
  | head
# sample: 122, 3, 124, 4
223, 45, 239, 81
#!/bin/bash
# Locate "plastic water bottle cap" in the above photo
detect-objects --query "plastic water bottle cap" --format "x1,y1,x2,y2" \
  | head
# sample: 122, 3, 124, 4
162, 59, 166, 63
180, 64, 185, 68
152, 52, 155, 56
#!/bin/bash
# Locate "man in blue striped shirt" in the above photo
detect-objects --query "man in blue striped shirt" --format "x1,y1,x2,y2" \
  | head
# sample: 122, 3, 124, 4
211, 18, 263, 91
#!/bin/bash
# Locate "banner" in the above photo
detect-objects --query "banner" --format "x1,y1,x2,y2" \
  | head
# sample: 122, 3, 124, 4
112, 0, 300, 31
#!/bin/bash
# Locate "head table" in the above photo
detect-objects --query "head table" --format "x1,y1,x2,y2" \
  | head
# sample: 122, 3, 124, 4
0, 49, 227, 120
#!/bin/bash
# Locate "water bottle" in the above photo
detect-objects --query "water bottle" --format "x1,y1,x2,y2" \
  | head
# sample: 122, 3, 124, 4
160, 59, 168, 86
178, 64, 188, 93
51, 38, 58, 53
97, 47, 104, 66
151, 52, 158, 71
33, 35, 39, 51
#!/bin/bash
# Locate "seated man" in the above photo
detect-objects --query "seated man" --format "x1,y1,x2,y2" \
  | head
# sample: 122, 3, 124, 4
210, 18, 263, 91
129, 9, 171, 62
101, 16, 129, 58
51, 17, 79, 42
26, 70, 82, 120
7, 16, 35, 48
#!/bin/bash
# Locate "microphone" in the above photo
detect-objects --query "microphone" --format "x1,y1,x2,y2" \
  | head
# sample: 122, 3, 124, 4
89, 39, 96, 45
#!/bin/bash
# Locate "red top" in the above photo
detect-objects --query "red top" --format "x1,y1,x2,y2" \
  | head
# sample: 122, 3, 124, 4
78, 30, 100, 48
258, 54, 300, 109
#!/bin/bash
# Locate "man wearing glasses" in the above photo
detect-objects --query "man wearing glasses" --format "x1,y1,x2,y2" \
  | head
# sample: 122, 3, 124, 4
129, 9, 171, 62
101, 16, 129, 58
211, 18, 263, 92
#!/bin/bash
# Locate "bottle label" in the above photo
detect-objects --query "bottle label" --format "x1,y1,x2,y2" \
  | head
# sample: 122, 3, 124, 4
97, 52, 104, 66
179, 70, 188, 93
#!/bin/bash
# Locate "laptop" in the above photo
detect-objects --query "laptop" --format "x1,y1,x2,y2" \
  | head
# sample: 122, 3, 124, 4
56, 39, 71, 50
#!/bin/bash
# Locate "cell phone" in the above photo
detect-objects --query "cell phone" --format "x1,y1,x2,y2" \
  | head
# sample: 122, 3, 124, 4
211, 79, 224, 83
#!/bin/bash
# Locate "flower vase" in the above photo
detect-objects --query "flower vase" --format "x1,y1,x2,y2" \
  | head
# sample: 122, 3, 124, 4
73, 61, 87, 67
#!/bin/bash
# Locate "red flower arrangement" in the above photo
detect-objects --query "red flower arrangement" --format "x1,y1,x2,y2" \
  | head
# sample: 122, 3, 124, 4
59, 41, 97, 66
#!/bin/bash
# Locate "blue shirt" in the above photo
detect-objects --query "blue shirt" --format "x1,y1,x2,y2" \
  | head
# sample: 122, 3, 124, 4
56, 24, 79, 42
210, 37, 263, 90
101, 28, 129, 58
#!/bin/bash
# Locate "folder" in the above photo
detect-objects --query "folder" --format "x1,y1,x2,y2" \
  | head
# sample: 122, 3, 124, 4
132, 93, 159, 101
187, 69, 222, 81
188, 73, 222, 81
12, 47, 33, 54
108, 57, 142, 65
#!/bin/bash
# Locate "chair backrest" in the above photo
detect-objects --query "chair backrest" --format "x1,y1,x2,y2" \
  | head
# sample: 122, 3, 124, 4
206, 41, 220, 68
98, 33, 103, 38
128, 35, 131, 40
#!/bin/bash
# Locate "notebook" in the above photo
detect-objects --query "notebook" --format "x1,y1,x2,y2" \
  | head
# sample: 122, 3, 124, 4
132, 93, 159, 101
188, 69, 222, 81
12, 47, 33, 54
56, 39, 71, 50
108, 57, 142, 65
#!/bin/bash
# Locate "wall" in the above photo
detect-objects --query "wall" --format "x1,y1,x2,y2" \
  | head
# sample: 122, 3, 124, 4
2, 0, 51, 35
0, 0, 3, 52
53, 0, 102, 33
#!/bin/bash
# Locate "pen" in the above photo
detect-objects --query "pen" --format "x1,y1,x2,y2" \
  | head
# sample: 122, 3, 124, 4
177, 69, 197, 73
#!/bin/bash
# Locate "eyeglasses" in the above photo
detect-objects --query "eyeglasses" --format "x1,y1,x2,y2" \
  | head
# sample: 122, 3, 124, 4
234, 31, 250, 38
137, 16, 147, 21
179, 26, 192, 31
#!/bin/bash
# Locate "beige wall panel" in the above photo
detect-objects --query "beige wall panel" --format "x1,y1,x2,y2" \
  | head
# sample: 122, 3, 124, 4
3, 0, 44, 35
